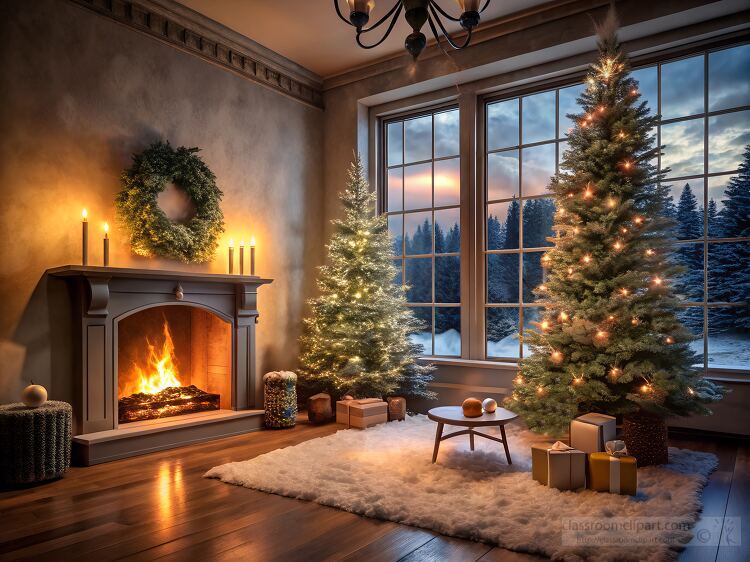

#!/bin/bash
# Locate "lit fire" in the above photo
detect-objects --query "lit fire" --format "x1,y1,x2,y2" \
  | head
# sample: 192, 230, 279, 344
123, 321, 182, 397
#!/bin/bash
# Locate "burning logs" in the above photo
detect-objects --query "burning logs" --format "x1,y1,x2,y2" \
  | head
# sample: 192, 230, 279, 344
118, 384, 219, 423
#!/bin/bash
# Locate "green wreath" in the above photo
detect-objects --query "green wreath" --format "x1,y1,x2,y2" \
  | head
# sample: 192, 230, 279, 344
116, 142, 224, 263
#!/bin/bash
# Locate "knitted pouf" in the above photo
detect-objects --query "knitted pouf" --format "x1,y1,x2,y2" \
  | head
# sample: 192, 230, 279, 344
263, 371, 297, 429
0, 401, 72, 485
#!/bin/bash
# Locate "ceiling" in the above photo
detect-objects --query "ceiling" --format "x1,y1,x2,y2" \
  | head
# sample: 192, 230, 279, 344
175, 0, 552, 78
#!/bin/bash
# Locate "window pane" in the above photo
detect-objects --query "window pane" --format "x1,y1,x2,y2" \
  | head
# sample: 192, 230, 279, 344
387, 167, 403, 212
434, 157, 460, 207
487, 200, 520, 250
392, 259, 402, 285
708, 110, 750, 174
434, 109, 459, 158
436, 256, 460, 303
707, 174, 740, 238
388, 214, 403, 255
676, 307, 704, 366
435, 307, 460, 356
522, 197, 555, 248
487, 254, 519, 303
671, 243, 704, 302
487, 99, 519, 151
708, 242, 750, 303
487, 307, 520, 358
487, 150, 519, 201
404, 162, 432, 210
404, 211, 432, 255
405, 259, 432, 303
708, 308, 749, 370
387, 122, 403, 166
523, 253, 545, 303
409, 306, 433, 355
435, 208, 460, 253
661, 55, 704, 119
709, 44, 750, 112
631, 66, 658, 116
522, 307, 543, 357
661, 118, 704, 178
522, 90, 556, 144
404, 115, 432, 163
559, 84, 585, 138
522, 143, 555, 197
669, 180, 705, 240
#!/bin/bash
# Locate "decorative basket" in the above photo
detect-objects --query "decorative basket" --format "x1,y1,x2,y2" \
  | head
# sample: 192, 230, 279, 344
263, 371, 298, 429
0, 401, 72, 485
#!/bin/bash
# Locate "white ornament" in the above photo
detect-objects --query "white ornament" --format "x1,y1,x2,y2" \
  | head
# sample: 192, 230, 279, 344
22, 382, 47, 408
482, 398, 497, 413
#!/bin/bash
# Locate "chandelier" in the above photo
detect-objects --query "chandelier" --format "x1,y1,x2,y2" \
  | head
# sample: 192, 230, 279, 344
334, 0, 491, 59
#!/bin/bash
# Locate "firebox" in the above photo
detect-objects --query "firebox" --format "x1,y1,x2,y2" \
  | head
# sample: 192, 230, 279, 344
48, 265, 272, 465
117, 306, 231, 424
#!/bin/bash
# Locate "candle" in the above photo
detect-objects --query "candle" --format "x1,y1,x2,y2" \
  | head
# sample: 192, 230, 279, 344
103, 222, 110, 266
239, 241, 245, 275
228, 239, 234, 274
250, 236, 256, 275
81, 208, 88, 265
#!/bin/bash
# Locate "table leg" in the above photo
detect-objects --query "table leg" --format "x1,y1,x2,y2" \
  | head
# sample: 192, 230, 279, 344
500, 425, 512, 464
432, 422, 444, 463
469, 429, 475, 451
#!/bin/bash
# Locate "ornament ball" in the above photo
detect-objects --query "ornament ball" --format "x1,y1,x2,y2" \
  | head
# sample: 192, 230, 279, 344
22, 382, 47, 408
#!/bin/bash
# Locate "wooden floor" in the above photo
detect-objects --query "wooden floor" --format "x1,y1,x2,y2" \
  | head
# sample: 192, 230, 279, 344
0, 420, 747, 562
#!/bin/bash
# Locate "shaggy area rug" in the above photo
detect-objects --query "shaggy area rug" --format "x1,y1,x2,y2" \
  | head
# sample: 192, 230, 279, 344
205, 415, 717, 561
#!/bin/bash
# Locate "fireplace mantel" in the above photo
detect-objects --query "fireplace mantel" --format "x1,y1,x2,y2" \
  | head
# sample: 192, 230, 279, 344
47, 265, 274, 464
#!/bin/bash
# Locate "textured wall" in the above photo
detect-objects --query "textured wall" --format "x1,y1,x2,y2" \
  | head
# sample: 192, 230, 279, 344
0, 0, 324, 403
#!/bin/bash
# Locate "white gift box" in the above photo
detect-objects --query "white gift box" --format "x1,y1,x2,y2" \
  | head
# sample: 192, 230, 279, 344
570, 413, 617, 454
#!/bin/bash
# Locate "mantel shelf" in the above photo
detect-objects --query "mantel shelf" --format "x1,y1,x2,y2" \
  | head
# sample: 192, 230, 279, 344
47, 265, 273, 286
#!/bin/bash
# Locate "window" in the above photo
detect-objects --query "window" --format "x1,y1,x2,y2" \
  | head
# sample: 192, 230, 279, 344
385, 107, 461, 356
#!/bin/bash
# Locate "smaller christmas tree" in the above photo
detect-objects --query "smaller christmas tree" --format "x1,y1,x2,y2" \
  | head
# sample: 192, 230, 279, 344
298, 156, 435, 400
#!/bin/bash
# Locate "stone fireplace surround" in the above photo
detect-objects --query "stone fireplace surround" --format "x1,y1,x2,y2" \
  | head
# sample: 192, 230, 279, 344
47, 265, 272, 465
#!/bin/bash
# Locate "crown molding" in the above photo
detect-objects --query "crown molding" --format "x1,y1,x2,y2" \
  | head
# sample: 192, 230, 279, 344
69, 0, 324, 109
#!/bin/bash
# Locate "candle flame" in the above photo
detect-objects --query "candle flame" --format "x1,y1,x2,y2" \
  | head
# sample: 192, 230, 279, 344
103, 222, 109, 233
250, 236, 257, 247
82, 208, 88, 220
228, 239, 234, 248
240, 240, 245, 247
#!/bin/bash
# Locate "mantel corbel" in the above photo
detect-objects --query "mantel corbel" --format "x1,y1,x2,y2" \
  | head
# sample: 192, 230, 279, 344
86, 276, 111, 317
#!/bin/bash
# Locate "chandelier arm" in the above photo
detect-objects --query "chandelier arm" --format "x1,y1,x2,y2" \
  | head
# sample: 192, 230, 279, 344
426, 13, 453, 57
356, 4, 403, 49
428, 0, 461, 22
333, 0, 356, 26
480, 0, 491, 13
359, 1, 402, 34
428, 4, 473, 50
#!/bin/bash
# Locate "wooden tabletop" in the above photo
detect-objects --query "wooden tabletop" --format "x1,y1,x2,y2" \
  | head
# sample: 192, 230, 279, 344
427, 406, 518, 427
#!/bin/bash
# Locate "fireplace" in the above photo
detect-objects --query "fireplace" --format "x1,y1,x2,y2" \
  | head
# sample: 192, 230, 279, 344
48, 265, 272, 465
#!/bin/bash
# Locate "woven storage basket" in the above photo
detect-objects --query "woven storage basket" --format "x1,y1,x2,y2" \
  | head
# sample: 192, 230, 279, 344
263, 371, 297, 428
0, 401, 72, 484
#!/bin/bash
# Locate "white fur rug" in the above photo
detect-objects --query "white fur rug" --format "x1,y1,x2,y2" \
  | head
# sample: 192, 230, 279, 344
205, 415, 716, 561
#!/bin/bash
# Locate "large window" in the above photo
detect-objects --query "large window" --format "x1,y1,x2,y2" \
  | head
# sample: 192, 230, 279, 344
385, 107, 461, 356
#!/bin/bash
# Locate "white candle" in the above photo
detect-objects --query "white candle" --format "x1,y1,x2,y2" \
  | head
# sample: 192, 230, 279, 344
228, 239, 234, 274
239, 241, 245, 275
103, 222, 110, 267
250, 236, 256, 275
81, 208, 88, 265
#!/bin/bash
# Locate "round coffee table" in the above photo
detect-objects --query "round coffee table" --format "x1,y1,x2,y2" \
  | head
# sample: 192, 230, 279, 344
427, 406, 518, 464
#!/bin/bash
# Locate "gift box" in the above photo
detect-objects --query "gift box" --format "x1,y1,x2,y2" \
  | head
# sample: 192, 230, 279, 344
336, 399, 388, 429
588, 451, 637, 495
570, 413, 617, 453
386, 396, 406, 421
531, 442, 586, 491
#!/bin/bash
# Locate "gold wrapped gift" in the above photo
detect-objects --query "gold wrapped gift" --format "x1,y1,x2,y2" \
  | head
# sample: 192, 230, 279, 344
531, 442, 586, 491
588, 452, 637, 496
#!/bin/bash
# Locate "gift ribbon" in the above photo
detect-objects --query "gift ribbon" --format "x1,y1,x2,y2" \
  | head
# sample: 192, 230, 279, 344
609, 455, 621, 494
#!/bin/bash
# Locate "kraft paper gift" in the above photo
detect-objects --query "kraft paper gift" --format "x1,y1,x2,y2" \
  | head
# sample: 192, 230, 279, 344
588, 451, 637, 496
531, 441, 587, 491
336, 399, 388, 429
570, 413, 617, 453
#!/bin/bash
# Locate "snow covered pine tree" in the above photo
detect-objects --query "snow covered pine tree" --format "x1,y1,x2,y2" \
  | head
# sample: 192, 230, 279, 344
507, 13, 724, 465
298, 156, 435, 401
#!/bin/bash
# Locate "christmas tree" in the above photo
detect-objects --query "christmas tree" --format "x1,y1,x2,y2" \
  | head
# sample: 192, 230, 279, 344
508, 15, 724, 440
298, 156, 435, 400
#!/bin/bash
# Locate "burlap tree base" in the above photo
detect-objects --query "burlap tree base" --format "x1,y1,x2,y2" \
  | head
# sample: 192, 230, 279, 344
0, 401, 72, 485
622, 410, 669, 466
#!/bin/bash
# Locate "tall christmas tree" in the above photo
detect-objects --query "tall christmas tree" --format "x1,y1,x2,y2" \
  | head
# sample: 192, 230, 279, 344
298, 156, 435, 400
508, 14, 723, 462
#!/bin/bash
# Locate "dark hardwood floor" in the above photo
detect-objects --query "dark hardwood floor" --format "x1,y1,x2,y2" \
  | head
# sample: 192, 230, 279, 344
1, 419, 747, 561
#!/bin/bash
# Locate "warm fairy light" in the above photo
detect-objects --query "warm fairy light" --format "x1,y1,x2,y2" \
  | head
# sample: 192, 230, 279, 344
550, 350, 563, 363
613, 241, 623, 250
622, 160, 633, 170
620, 227, 629, 234
541, 320, 550, 330
631, 317, 640, 326
620, 288, 630, 296
630, 88, 638, 96
354, 291, 362, 299
587, 77, 596, 87
567, 192, 575, 198
665, 336, 674, 344
567, 266, 574, 275
618, 131, 626, 139
82, 208, 88, 221
688, 387, 695, 395
595, 330, 608, 340
514, 374, 524, 385
607, 198, 617, 208
573, 376, 584, 385
641, 383, 651, 393
559, 311, 569, 321
598, 105, 605, 113
646, 249, 655, 256
585, 114, 593, 122
608, 315, 615, 321
536, 385, 545, 395
583, 187, 594, 199
582, 254, 592, 264
538, 284, 547, 292
581, 121, 588, 128
653, 276, 663, 286
558, 208, 566, 216
573, 227, 580, 234
634, 216, 644, 225
610, 367, 621, 378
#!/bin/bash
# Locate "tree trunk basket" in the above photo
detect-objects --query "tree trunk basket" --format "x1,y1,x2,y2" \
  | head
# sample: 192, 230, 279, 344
263, 372, 297, 429
622, 410, 669, 466
0, 401, 72, 485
